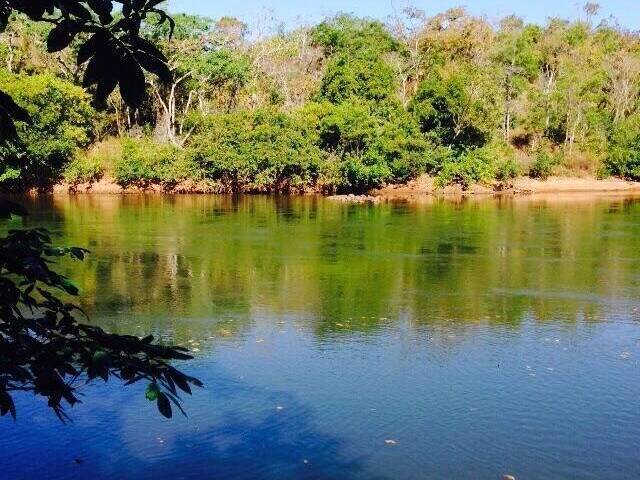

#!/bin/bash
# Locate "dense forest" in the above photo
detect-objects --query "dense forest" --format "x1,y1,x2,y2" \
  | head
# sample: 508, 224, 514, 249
2, 3, 640, 193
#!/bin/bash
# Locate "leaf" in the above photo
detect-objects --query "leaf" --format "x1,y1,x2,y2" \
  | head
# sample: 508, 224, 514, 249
47, 21, 77, 53
129, 36, 167, 62
77, 31, 109, 65
118, 53, 146, 107
170, 370, 192, 395
0, 391, 16, 419
83, 49, 110, 88
145, 382, 160, 401
87, 0, 113, 19
95, 75, 119, 105
0, 90, 30, 123
64, 3, 93, 21
157, 392, 172, 418
91, 350, 110, 368
60, 279, 79, 296
134, 50, 171, 83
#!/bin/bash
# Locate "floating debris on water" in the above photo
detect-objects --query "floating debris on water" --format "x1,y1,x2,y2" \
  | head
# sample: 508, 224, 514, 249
385, 439, 397, 445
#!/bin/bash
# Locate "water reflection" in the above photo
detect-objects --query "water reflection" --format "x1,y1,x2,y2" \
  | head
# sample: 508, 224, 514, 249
12, 194, 640, 343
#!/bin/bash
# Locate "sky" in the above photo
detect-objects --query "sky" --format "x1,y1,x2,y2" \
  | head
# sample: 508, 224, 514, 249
168, 0, 640, 30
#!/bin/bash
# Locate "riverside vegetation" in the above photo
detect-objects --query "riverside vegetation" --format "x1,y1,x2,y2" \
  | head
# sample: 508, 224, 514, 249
3, 4, 640, 193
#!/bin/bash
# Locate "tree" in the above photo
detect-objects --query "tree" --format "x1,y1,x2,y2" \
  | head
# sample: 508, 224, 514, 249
0, 2, 201, 421
0, 0, 175, 142
311, 15, 400, 104
410, 64, 500, 149
0, 70, 96, 188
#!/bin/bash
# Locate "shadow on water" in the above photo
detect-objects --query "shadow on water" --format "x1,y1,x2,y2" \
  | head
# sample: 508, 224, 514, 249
4, 366, 380, 480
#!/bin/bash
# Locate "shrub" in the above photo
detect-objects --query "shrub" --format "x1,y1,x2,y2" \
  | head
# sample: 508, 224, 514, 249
435, 147, 497, 189
494, 157, 520, 183
603, 114, 640, 180
312, 15, 399, 104
64, 154, 104, 185
0, 71, 96, 188
186, 109, 324, 192
528, 150, 561, 179
301, 101, 429, 191
409, 66, 500, 150
114, 138, 198, 186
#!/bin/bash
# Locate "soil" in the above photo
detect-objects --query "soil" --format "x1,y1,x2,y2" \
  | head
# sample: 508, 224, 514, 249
53, 174, 640, 200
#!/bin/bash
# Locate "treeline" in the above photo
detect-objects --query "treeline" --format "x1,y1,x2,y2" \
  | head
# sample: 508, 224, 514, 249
2, 5, 640, 192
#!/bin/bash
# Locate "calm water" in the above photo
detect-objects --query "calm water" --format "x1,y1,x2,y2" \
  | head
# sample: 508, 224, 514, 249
2, 194, 640, 480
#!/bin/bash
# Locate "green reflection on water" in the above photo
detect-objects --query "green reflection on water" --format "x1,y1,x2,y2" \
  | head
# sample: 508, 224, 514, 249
14, 194, 640, 343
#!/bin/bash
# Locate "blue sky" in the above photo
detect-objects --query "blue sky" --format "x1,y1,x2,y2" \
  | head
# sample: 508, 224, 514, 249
168, 1, 640, 30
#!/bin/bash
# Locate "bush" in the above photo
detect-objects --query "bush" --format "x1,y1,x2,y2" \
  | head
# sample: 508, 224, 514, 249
114, 138, 198, 186
186, 109, 324, 192
409, 66, 500, 150
312, 15, 399, 104
494, 157, 520, 183
64, 154, 104, 185
603, 114, 640, 180
528, 150, 561, 179
0, 71, 96, 188
435, 147, 497, 189
301, 101, 429, 191
318, 53, 397, 104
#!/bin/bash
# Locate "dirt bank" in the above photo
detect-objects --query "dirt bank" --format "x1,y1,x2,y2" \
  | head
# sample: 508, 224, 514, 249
53, 174, 640, 198
370, 175, 640, 200
53, 178, 260, 194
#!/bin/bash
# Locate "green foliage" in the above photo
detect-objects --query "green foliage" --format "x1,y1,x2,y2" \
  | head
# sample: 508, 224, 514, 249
311, 15, 399, 56
5, 7, 640, 191
187, 109, 324, 192
64, 154, 104, 186
312, 15, 399, 104
144, 13, 215, 41
410, 66, 500, 150
435, 147, 498, 189
528, 149, 561, 179
0, 72, 95, 188
114, 138, 199, 187
185, 103, 429, 193
319, 53, 396, 103
603, 114, 640, 180
0, 0, 175, 143
494, 156, 521, 183
304, 101, 429, 191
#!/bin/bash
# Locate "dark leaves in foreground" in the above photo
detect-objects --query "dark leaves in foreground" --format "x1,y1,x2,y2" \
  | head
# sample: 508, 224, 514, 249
0, 224, 201, 421
0, 0, 174, 142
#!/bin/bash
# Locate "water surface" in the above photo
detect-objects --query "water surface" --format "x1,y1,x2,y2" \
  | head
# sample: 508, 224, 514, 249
2, 195, 639, 480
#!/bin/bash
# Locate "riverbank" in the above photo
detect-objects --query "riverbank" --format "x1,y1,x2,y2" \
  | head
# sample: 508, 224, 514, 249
53, 174, 640, 199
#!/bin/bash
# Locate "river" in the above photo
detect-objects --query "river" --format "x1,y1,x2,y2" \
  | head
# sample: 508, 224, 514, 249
2, 194, 639, 480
